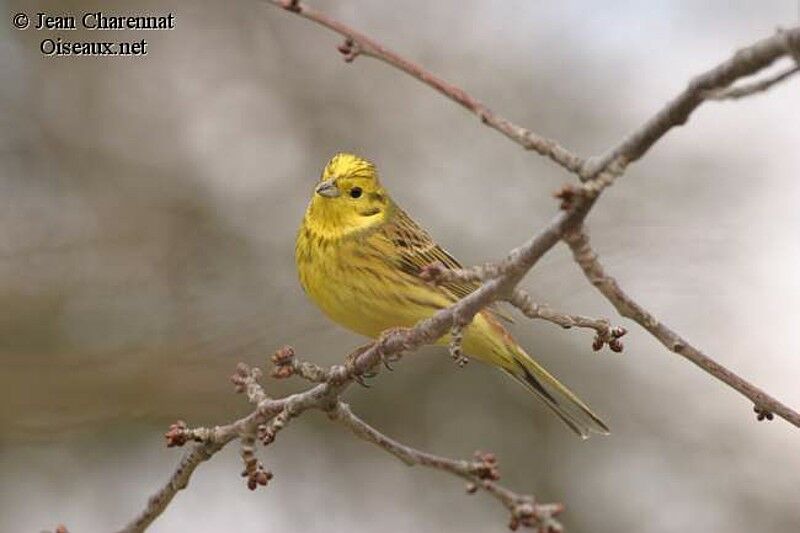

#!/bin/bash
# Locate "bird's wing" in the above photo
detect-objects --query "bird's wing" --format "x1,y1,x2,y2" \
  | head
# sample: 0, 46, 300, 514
380, 208, 514, 322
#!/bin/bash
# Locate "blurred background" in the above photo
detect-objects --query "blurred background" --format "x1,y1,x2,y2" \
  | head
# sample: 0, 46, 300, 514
2, 0, 799, 531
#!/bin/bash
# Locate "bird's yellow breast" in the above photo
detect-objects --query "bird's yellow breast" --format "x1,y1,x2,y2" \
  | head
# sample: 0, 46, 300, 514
295, 222, 452, 339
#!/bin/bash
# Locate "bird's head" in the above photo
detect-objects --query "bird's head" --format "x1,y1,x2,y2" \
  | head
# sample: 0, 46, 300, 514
305, 153, 392, 237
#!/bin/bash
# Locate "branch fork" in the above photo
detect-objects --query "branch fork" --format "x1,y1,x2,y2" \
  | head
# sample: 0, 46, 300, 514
139, 353, 562, 533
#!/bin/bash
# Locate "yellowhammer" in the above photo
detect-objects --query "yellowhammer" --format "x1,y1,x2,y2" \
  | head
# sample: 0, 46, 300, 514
295, 153, 608, 438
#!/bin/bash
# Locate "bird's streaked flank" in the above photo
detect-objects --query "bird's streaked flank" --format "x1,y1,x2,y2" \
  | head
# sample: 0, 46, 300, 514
295, 153, 608, 438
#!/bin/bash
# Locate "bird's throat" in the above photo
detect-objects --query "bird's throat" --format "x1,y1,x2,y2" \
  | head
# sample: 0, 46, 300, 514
304, 197, 391, 240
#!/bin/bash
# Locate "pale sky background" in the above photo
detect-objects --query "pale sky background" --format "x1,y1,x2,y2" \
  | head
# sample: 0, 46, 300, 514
1, 1, 799, 532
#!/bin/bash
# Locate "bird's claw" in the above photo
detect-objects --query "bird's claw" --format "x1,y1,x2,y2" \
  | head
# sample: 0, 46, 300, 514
376, 326, 413, 351
344, 343, 372, 367
342, 328, 411, 385
345, 342, 379, 387
380, 350, 402, 371
353, 374, 371, 388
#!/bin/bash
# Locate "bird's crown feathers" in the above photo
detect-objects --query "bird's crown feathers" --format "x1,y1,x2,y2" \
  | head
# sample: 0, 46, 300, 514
322, 153, 379, 182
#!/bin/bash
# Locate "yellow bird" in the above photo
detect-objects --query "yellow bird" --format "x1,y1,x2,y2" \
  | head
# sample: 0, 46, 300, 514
295, 153, 608, 438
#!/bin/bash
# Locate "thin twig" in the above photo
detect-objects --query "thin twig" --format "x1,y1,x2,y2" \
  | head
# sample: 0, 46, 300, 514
240, 431, 273, 489
270, 344, 332, 382
119, 357, 558, 533
122, 385, 295, 532
264, 0, 586, 177
507, 288, 626, 353
582, 27, 800, 179
420, 260, 493, 285
330, 401, 564, 531
422, 264, 627, 352
563, 229, 800, 428
121, 426, 239, 533
231, 362, 268, 404
704, 64, 799, 100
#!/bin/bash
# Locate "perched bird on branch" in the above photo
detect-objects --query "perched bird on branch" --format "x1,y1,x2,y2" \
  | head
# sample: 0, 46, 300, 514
295, 153, 608, 438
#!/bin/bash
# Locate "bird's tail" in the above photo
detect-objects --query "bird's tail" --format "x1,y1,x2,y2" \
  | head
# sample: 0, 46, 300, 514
502, 343, 610, 439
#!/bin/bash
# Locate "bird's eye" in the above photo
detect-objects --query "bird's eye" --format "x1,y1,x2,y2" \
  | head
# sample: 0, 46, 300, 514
350, 187, 363, 198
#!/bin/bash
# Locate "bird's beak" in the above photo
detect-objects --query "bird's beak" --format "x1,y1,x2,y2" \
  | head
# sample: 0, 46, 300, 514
315, 179, 340, 198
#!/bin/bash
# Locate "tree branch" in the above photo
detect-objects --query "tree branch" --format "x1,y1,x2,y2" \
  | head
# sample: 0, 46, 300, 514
264, 0, 586, 177
108, 5, 800, 532
330, 402, 564, 531
508, 287, 627, 353
122, 423, 240, 532
704, 64, 799, 100
582, 27, 800, 179
421, 263, 627, 353
563, 229, 800, 428
118, 354, 562, 533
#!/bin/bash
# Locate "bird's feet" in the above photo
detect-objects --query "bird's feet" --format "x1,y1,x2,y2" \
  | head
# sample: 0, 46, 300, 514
375, 327, 413, 370
344, 343, 377, 387
343, 327, 412, 386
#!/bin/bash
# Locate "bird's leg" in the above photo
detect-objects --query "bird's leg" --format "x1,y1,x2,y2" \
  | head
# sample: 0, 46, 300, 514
448, 312, 471, 368
375, 327, 413, 370
449, 324, 469, 368
343, 327, 412, 386
344, 343, 378, 387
